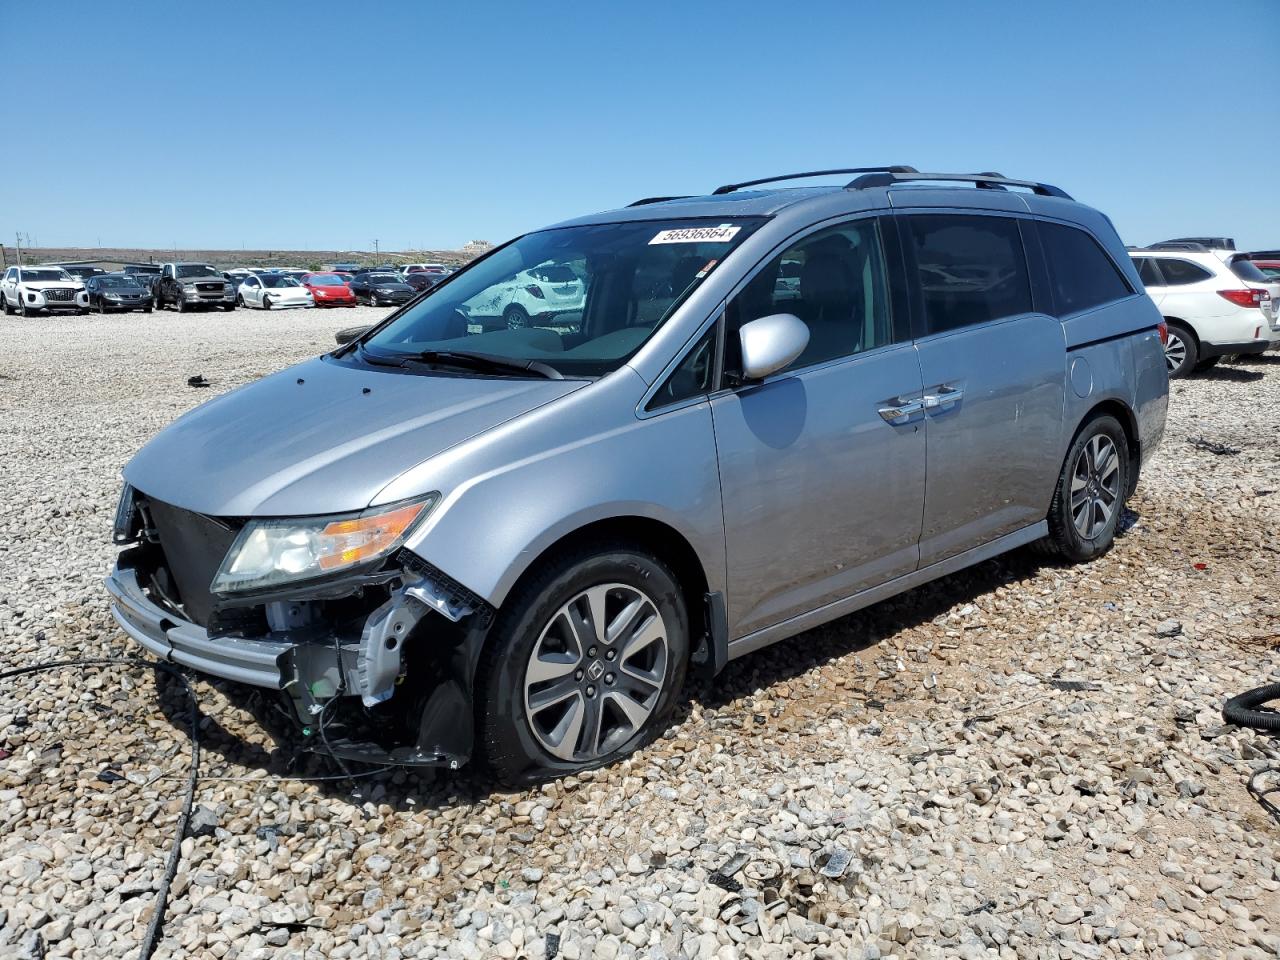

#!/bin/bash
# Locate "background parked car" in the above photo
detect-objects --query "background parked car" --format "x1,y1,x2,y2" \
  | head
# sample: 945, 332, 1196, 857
349, 271, 415, 306
60, 265, 107, 283
1, 266, 90, 316
86, 274, 152, 313
237, 272, 315, 310
300, 272, 357, 307
402, 271, 441, 294
460, 261, 586, 329
1130, 245, 1280, 376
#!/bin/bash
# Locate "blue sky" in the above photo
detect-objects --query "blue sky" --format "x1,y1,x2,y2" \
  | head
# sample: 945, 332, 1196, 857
6, 0, 1278, 253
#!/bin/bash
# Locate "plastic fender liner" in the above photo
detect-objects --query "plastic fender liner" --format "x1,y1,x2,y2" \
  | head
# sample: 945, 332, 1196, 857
411, 613, 494, 767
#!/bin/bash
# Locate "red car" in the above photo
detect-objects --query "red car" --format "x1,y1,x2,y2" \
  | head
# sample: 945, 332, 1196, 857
300, 272, 357, 307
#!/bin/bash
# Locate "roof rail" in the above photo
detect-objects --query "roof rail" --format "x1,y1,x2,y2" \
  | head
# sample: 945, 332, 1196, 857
627, 196, 692, 207
1146, 241, 1210, 252
1158, 236, 1235, 250
846, 171, 1073, 200
711, 166, 919, 196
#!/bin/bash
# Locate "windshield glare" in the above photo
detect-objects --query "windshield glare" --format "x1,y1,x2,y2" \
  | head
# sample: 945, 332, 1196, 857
308, 274, 344, 286
177, 265, 218, 278
364, 218, 761, 377
368, 274, 400, 284
262, 275, 300, 288
21, 269, 72, 282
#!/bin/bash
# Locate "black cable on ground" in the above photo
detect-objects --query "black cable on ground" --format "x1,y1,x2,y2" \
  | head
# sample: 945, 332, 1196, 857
1223, 682, 1280, 733
1222, 682, 1280, 826
0, 657, 199, 960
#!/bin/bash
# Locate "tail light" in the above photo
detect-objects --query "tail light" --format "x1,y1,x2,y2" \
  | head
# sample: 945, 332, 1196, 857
1217, 288, 1265, 308
525, 285, 545, 299
1156, 320, 1168, 345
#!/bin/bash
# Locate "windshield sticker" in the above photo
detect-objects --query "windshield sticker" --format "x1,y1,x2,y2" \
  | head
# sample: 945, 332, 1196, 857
649, 224, 741, 245
695, 259, 719, 279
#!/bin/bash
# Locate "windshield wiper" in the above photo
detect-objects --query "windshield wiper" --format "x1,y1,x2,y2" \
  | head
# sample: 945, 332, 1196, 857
403, 350, 564, 380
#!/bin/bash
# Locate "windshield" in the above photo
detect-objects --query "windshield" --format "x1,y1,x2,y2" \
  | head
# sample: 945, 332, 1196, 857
100, 277, 132, 288
20, 269, 72, 282
363, 217, 762, 377
262, 275, 300, 288
367, 274, 401, 284
307, 274, 345, 286
177, 265, 218, 279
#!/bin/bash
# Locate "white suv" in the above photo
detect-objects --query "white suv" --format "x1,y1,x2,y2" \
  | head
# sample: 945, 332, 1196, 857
1129, 246, 1280, 377
1, 265, 90, 316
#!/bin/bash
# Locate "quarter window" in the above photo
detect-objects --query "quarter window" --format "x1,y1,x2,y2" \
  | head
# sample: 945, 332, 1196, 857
904, 215, 1033, 334
1157, 259, 1213, 286
1039, 222, 1132, 315
725, 218, 895, 374
648, 325, 718, 410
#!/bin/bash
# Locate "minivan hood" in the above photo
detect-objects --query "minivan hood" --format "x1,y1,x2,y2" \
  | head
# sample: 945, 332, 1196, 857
124, 356, 585, 517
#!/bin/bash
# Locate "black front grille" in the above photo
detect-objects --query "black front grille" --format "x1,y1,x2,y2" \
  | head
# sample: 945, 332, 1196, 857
196, 282, 224, 293
143, 497, 241, 627
44, 288, 75, 302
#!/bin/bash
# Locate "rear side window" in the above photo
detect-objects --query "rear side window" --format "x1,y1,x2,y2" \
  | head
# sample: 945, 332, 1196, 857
904, 215, 1032, 334
1158, 259, 1213, 286
1039, 222, 1132, 315
1134, 257, 1163, 287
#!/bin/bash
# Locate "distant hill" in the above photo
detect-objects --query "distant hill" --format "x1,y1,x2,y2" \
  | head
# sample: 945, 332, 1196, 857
0, 243, 488, 271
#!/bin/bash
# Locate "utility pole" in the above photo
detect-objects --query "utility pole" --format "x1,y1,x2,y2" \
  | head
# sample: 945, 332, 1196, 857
15, 232, 23, 266
373, 239, 379, 259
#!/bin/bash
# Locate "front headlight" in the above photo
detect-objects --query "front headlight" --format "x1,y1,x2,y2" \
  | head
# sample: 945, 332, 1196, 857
106, 293, 121, 300
210, 495, 438, 594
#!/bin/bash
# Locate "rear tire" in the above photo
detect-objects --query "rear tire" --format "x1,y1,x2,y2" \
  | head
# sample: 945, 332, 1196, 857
1164, 322, 1196, 378
476, 544, 689, 784
504, 304, 530, 329
1040, 415, 1129, 563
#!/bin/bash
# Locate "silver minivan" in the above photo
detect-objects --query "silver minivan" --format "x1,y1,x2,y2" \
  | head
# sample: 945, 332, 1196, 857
107, 167, 1169, 780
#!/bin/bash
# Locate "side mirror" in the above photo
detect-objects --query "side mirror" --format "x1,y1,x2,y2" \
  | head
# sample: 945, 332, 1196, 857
739, 313, 809, 381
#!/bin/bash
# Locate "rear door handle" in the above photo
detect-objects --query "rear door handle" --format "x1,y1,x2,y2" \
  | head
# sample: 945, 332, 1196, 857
878, 398, 925, 424
922, 385, 964, 410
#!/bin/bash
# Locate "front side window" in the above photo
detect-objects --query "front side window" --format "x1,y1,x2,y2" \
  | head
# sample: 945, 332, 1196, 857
724, 218, 894, 374
363, 218, 762, 378
905, 214, 1032, 334
1039, 222, 1132, 316
649, 325, 718, 410
1158, 259, 1213, 286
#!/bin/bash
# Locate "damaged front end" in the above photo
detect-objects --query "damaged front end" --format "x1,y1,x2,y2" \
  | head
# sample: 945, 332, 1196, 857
105, 486, 493, 768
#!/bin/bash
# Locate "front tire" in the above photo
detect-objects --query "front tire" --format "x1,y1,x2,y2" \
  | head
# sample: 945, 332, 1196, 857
262, 295, 272, 310
1164, 322, 1196, 378
2, 294, 12, 315
477, 545, 689, 783
1041, 415, 1129, 563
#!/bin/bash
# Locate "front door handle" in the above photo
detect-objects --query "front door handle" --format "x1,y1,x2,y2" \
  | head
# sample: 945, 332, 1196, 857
878, 398, 925, 424
922, 385, 964, 410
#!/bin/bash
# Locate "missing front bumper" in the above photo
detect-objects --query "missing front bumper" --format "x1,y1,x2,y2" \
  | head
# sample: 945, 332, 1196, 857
104, 557, 493, 768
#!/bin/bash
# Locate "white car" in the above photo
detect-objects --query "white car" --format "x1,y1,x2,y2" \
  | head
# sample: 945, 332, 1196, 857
461, 262, 585, 328
236, 273, 315, 310
1129, 246, 1280, 377
1, 265, 90, 316
401, 262, 451, 276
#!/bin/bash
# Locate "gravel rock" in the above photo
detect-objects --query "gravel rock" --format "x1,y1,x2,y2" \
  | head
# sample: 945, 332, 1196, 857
1, 314, 1278, 958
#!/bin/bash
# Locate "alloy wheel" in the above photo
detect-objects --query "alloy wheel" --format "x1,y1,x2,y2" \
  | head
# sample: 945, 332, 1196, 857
1164, 331, 1186, 373
523, 582, 668, 763
1070, 434, 1120, 540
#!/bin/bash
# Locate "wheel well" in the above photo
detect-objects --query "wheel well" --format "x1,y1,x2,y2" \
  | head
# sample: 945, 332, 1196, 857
1163, 316, 1198, 345
1078, 398, 1141, 497
507, 516, 710, 632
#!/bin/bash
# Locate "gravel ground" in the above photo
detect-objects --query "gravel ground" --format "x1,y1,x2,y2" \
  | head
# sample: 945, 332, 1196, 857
1, 308, 1278, 960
